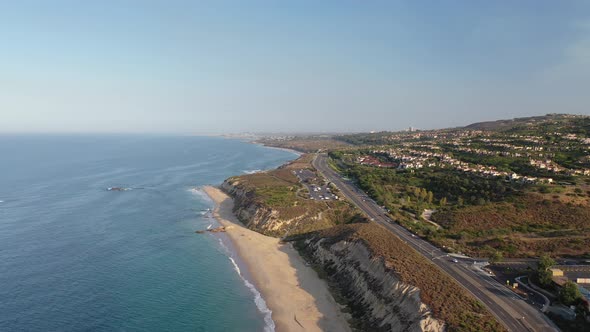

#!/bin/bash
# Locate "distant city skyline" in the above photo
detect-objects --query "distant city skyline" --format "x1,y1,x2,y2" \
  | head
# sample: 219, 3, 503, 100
1, 1, 590, 134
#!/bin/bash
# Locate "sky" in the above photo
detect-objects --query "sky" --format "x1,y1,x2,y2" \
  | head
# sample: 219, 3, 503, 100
1, 1, 590, 134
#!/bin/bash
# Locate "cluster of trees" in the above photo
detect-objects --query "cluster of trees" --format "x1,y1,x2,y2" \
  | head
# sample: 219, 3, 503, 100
419, 170, 518, 206
407, 187, 434, 204
333, 155, 524, 218
559, 281, 583, 306
336, 132, 393, 145
402, 186, 436, 215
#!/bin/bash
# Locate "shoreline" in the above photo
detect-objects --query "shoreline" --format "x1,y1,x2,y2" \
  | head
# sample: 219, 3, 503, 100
256, 144, 304, 157
202, 185, 350, 332
219, 136, 304, 158
249, 140, 305, 157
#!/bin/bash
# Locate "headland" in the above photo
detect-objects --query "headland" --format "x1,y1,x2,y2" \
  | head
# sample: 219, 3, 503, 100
202, 185, 351, 332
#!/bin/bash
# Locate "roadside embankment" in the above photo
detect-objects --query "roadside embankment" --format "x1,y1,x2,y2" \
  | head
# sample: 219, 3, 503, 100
293, 223, 506, 332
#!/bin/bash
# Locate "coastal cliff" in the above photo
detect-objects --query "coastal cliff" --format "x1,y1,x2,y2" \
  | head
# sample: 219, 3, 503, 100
222, 177, 445, 331
218, 154, 504, 332
296, 224, 505, 332
301, 233, 445, 332
220, 169, 365, 238
221, 178, 318, 237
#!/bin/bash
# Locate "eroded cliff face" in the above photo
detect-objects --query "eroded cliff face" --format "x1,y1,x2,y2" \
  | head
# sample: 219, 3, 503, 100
222, 179, 445, 331
301, 236, 445, 332
221, 179, 319, 237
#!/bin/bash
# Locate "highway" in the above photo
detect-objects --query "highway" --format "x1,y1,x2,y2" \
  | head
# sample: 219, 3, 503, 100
313, 153, 558, 332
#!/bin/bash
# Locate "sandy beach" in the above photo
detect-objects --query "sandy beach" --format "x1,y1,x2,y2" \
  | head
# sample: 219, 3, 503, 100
202, 186, 351, 332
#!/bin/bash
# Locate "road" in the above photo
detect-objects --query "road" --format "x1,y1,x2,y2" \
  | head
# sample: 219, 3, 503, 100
313, 153, 558, 332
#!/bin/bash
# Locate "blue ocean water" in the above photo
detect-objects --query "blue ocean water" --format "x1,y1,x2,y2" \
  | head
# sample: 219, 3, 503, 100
0, 135, 297, 332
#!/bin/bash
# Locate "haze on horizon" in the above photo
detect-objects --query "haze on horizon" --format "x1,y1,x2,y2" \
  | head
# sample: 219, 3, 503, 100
1, 1, 590, 135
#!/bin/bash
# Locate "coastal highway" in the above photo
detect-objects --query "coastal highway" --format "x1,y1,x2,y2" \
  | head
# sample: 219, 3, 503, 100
312, 153, 558, 332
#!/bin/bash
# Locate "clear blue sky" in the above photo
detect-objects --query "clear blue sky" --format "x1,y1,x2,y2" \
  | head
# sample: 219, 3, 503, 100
1, 1, 589, 134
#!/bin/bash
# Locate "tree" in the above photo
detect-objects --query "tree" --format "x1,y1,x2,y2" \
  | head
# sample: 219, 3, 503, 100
439, 197, 447, 206
415, 204, 424, 216
413, 187, 421, 198
420, 188, 428, 201
537, 255, 556, 287
559, 281, 582, 306
427, 191, 434, 204
489, 251, 503, 264
457, 196, 464, 206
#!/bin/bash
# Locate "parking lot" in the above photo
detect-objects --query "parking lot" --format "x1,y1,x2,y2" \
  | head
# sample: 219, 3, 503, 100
293, 169, 339, 201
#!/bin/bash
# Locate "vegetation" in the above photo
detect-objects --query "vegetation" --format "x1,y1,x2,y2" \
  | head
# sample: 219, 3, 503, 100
224, 154, 366, 237
551, 281, 589, 332
463, 114, 587, 131
547, 311, 590, 332
224, 114, 590, 329
257, 136, 351, 153
228, 153, 505, 330
299, 223, 505, 332
558, 281, 582, 306
328, 115, 590, 258
536, 255, 556, 287
489, 251, 503, 264
329, 154, 590, 257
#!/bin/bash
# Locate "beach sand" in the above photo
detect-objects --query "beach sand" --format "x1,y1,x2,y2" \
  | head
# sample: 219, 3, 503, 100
202, 186, 351, 332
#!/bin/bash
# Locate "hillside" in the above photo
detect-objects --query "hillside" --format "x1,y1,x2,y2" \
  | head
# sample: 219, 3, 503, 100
295, 223, 505, 332
462, 113, 590, 137
328, 113, 590, 259
256, 136, 352, 153
221, 154, 366, 237
462, 114, 572, 131
221, 154, 505, 331
432, 194, 590, 258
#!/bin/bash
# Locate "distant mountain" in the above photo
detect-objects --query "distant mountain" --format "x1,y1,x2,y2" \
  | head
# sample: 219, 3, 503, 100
463, 114, 575, 131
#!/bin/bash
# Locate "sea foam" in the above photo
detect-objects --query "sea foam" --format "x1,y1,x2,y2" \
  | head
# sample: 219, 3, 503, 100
188, 187, 213, 204
242, 169, 262, 174
218, 238, 275, 332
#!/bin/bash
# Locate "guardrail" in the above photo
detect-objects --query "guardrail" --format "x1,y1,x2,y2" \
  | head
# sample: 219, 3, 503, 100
515, 276, 550, 313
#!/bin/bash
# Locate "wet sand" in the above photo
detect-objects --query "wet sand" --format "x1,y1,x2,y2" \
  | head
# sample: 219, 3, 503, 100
202, 186, 350, 332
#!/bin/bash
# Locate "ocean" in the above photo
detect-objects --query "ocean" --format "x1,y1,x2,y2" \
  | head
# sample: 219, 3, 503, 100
0, 135, 298, 332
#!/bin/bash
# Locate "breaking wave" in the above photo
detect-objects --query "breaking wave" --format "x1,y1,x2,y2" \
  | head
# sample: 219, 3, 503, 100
187, 187, 213, 204
218, 239, 275, 332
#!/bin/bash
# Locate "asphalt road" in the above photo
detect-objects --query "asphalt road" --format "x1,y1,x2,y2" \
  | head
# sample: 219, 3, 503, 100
313, 153, 558, 332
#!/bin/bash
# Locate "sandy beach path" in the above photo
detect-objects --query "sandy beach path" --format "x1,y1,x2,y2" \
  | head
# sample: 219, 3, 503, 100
202, 186, 351, 332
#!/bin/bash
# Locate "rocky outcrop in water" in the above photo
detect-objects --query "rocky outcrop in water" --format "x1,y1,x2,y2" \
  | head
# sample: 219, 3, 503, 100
195, 226, 233, 234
